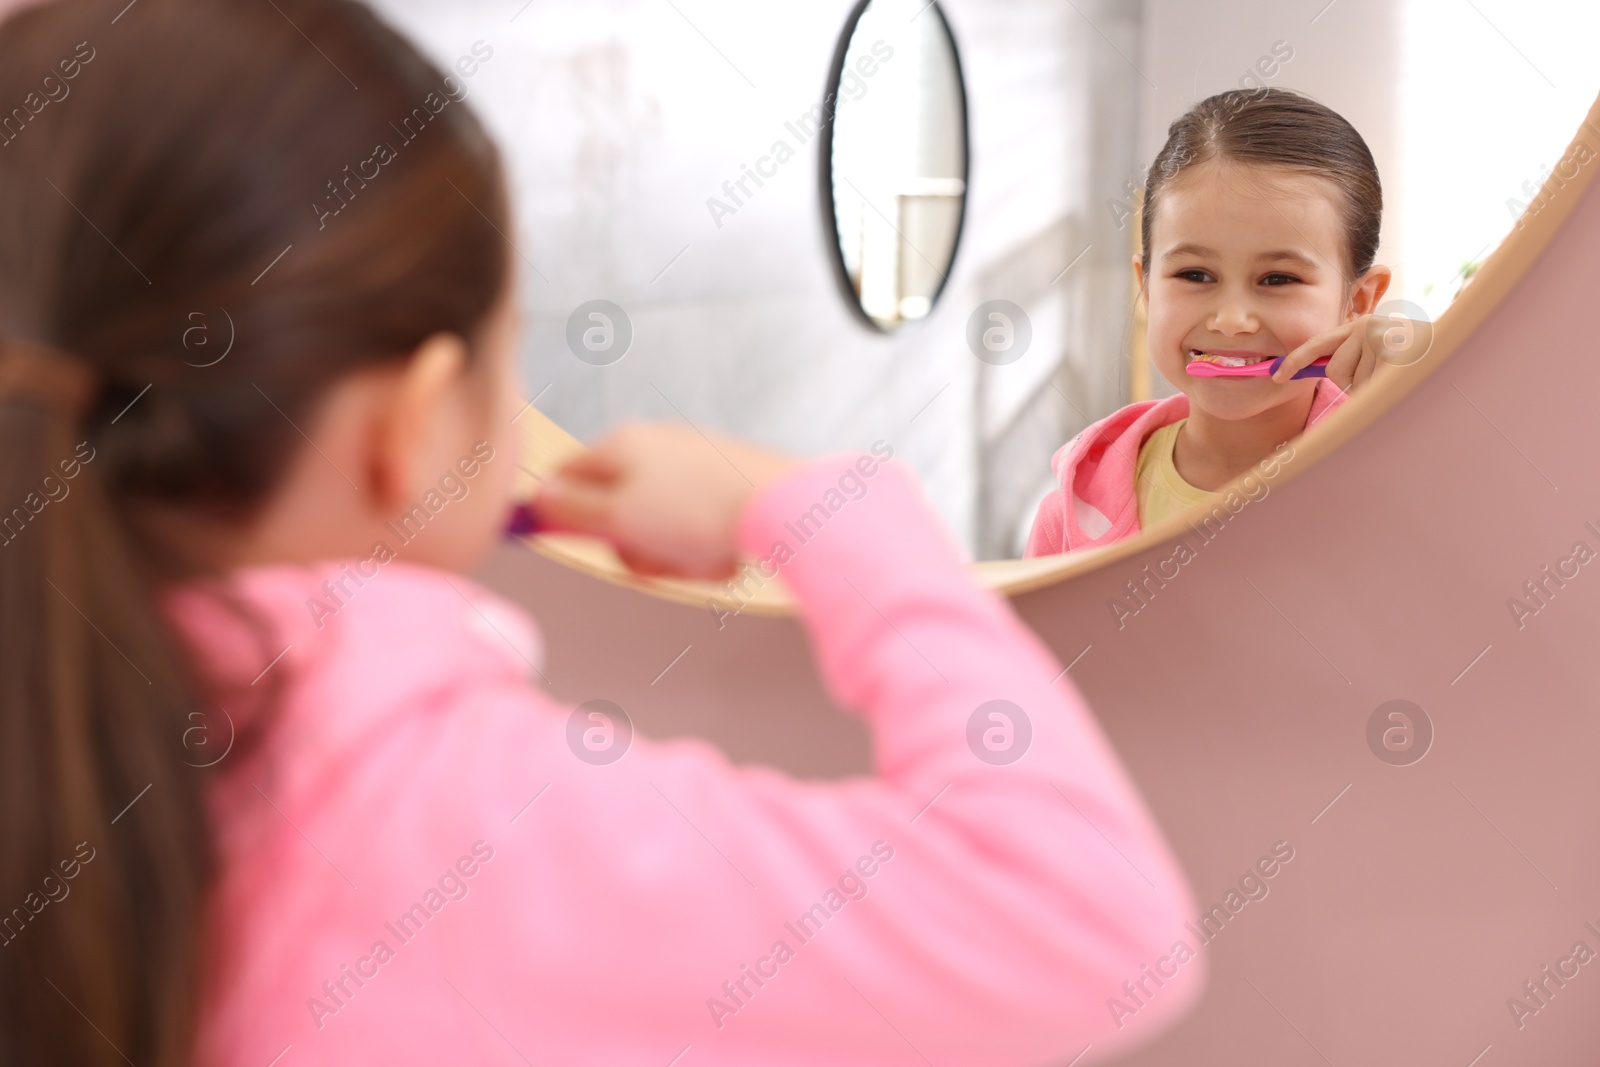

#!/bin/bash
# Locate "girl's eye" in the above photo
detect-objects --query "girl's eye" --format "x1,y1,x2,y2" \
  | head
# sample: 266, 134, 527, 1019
1260, 273, 1299, 286
1174, 269, 1213, 283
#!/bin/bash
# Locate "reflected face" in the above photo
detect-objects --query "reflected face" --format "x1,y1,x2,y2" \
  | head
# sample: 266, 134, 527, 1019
1141, 161, 1357, 422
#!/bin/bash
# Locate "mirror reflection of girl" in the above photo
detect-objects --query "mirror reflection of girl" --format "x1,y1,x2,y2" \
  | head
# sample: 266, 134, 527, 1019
0, 1, 1203, 1063
1027, 88, 1393, 556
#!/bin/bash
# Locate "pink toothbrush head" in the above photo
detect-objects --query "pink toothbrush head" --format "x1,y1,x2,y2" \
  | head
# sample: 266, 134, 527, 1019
1185, 355, 1331, 380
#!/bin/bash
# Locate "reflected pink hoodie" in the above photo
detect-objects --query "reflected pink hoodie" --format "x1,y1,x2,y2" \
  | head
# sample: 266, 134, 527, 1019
171, 454, 1203, 1066
1026, 380, 1347, 557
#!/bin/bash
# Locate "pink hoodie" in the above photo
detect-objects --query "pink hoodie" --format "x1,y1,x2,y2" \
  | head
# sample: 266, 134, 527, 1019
170, 454, 1203, 1066
1025, 380, 1348, 557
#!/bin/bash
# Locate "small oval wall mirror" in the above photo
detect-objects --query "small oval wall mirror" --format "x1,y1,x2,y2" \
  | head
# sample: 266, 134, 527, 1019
824, 0, 969, 333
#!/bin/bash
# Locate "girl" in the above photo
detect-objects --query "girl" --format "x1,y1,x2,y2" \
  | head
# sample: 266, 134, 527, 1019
0, 1, 1200, 1064
1027, 88, 1395, 556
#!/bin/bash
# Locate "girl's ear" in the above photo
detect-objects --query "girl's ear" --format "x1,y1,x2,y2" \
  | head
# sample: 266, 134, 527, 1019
1132, 254, 1149, 308
369, 332, 468, 514
1347, 264, 1393, 319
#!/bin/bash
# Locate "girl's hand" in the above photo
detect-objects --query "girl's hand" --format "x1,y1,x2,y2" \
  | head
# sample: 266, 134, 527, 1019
1270, 313, 1428, 391
532, 422, 795, 580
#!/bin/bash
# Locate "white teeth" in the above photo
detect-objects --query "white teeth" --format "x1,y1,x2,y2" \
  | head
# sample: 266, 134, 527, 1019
1189, 350, 1267, 367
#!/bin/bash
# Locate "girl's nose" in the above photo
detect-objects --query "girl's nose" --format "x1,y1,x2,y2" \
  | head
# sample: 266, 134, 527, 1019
1206, 297, 1259, 335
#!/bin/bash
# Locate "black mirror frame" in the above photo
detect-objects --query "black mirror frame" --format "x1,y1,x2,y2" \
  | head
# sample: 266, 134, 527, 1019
817, 0, 972, 335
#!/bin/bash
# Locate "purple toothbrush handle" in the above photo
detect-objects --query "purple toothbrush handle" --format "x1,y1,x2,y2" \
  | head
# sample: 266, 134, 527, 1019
505, 500, 543, 538
1269, 355, 1329, 380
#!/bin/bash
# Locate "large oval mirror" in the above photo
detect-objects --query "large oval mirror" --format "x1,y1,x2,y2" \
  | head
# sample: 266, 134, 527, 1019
823, 0, 969, 333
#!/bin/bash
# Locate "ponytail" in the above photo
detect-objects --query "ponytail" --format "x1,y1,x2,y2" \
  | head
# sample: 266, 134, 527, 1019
0, 343, 211, 1065
0, 0, 511, 1056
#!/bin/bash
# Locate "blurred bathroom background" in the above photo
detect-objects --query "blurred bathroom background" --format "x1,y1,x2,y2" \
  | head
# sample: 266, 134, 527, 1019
371, 0, 1600, 558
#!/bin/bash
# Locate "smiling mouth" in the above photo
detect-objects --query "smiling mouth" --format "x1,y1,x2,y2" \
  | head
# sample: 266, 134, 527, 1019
1187, 349, 1275, 368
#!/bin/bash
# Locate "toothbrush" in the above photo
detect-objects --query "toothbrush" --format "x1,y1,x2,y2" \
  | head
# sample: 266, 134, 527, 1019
505, 500, 543, 538
1185, 355, 1331, 380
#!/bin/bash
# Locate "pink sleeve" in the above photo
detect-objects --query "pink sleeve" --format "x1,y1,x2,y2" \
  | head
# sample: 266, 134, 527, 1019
718, 455, 1202, 1058
291, 455, 1202, 1066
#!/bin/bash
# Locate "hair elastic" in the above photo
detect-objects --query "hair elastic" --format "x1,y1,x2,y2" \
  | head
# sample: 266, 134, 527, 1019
0, 340, 96, 417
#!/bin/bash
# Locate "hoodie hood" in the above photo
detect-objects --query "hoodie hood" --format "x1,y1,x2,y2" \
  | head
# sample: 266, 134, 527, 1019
1025, 378, 1348, 556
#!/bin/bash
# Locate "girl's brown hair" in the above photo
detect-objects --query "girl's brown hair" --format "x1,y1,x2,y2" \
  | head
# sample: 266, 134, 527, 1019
1140, 87, 1383, 283
0, 0, 509, 1062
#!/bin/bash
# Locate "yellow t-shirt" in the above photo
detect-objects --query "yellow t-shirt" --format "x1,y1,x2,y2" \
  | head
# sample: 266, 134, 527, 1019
1134, 419, 1213, 529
